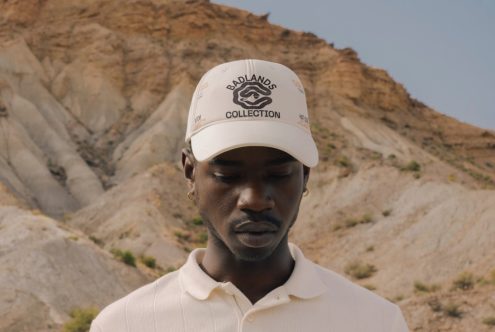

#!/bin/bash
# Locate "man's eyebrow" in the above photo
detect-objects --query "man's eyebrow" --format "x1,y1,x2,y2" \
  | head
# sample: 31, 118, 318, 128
208, 159, 243, 166
266, 156, 297, 165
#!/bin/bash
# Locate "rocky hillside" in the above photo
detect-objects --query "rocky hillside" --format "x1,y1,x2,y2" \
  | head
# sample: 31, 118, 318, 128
0, 0, 494, 331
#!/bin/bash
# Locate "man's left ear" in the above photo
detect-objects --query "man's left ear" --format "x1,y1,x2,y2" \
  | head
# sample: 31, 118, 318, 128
182, 149, 195, 191
303, 165, 310, 189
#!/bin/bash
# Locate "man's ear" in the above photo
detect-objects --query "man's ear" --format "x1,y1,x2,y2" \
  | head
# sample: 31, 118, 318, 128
182, 149, 195, 190
303, 165, 310, 190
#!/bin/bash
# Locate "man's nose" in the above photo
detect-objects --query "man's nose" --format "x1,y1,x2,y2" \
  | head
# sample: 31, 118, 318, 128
237, 182, 275, 212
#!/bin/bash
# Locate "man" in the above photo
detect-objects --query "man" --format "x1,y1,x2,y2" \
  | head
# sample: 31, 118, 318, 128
90, 59, 409, 331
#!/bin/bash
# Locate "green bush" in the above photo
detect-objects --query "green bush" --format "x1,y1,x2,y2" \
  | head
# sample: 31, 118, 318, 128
443, 303, 462, 318
482, 317, 495, 326
382, 209, 392, 217
452, 272, 475, 290
174, 231, 191, 241
344, 218, 358, 228
191, 216, 203, 226
371, 152, 382, 160
344, 214, 373, 228
345, 261, 377, 279
414, 281, 429, 292
414, 281, 440, 293
363, 284, 376, 291
111, 248, 136, 267
63, 307, 99, 332
336, 155, 351, 168
121, 251, 136, 267
141, 255, 156, 269
196, 232, 208, 244
360, 214, 373, 224
166, 266, 176, 273
403, 160, 421, 172
89, 236, 104, 246
490, 269, 495, 285
427, 299, 442, 312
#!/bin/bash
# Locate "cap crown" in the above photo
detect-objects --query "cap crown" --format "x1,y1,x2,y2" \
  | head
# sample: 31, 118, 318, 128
185, 59, 318, 167
186, 59, 311, 139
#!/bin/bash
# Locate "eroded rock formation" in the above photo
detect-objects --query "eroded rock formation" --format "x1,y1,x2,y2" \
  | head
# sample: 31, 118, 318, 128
0, 0, 494, 330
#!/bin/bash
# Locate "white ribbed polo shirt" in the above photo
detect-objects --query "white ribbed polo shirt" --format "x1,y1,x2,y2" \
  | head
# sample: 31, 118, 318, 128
90, 244, 409, 332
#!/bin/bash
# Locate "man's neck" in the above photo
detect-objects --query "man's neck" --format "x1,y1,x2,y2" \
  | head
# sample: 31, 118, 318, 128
200, 241, 295, 304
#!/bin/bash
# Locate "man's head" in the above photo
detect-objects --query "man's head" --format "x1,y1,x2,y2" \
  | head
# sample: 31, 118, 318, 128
182, 59, 318, 261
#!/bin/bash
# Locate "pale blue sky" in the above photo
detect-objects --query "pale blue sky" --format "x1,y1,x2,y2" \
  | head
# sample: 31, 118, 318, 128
213, 0, 495, 130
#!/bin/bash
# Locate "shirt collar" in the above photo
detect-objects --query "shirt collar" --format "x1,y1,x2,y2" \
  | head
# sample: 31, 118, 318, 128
179, 248, 220, 300
179, 243, 328, 301
283, 243, 328, 299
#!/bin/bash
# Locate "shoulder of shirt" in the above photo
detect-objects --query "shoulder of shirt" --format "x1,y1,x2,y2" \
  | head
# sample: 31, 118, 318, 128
306, 260, 408, 330
91, 270, 180, 331
309, 260, 400, 311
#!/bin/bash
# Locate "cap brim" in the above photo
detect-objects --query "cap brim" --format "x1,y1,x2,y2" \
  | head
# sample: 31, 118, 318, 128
190, 121, 319, 167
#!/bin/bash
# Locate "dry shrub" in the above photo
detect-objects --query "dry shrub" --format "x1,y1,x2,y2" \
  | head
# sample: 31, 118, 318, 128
63, 307, 99, 332
452, 272, 475, 290
345, 261, 377, 279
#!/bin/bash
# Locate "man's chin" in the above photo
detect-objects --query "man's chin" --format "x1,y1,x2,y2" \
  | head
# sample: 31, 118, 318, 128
229, 241, 280, 262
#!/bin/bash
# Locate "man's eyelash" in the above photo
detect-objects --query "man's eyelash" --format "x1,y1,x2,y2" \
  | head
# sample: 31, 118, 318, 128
213, 173, 240, 181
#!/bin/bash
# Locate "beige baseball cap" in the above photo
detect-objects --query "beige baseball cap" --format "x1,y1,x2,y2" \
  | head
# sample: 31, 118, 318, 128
185, 59, 319, 167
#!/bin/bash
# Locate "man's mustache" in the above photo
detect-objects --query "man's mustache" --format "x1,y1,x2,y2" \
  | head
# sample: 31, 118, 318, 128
232, 212, 282, 228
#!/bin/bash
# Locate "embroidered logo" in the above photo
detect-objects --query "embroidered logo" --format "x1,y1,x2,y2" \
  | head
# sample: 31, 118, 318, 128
226, 75, 277, 111
232, 81, 273, 109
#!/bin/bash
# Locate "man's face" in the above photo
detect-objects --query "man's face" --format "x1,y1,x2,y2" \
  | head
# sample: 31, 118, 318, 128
184, 146, 309, 262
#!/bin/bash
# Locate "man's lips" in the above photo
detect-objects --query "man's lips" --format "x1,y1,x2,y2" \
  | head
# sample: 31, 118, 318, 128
233, 220, 279, 248
234, 220, 278, 233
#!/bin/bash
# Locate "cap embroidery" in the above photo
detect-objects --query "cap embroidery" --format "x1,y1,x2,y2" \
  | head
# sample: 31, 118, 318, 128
226, 75, 278, 110
232, 81, 272, 109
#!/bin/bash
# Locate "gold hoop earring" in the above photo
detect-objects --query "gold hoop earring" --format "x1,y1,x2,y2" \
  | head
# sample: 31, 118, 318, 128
187, 190, 195, 201
303, 188, 309, 197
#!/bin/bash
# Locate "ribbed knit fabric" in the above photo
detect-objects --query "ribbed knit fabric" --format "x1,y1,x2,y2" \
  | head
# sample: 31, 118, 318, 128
91, 244, 409, 332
